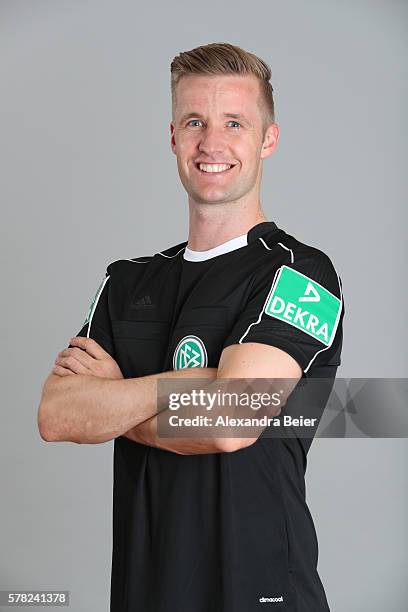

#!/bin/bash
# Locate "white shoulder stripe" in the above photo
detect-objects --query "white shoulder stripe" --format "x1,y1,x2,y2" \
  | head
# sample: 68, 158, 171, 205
87, 275, 110, 339
240, 239, 295, 341
258, 237, 272, 250
239, 239, 292, 342
258, 237, 295, 263
238, 266, 283, 343
115, 247, 186, 263
277, 242, 295, 264
158, 246, 186, 258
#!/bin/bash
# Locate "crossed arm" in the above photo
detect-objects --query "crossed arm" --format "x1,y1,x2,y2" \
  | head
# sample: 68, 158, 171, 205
37, 336, 301, 454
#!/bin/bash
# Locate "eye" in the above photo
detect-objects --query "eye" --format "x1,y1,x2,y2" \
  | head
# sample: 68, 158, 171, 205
227, 121, 241, 128
187, 119, 203, 127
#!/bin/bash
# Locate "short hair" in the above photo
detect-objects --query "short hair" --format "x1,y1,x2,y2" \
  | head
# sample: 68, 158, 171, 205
170, 42, 275, 133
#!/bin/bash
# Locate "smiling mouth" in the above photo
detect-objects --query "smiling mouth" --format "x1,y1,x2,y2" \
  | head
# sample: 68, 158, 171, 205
195, 162, 236, 174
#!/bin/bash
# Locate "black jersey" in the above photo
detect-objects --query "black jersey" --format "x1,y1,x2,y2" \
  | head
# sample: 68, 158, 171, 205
72, 221, 344, 612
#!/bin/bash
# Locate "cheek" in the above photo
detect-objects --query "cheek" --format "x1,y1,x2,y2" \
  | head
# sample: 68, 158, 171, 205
246, 141, 263, 168
177, 133, 197, 156
233, 136, 258, 159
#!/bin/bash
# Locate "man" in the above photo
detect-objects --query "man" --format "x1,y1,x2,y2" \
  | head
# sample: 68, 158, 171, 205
38, 42, 344, 611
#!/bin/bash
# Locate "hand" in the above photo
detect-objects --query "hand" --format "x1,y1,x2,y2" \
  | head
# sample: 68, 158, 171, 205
53, 336, 124, 380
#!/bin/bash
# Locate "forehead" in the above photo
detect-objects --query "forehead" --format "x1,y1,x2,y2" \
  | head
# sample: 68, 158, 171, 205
174, 74, 262, 114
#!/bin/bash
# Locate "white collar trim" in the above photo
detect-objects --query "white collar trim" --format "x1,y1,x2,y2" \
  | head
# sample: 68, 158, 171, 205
183, 233, 248, 262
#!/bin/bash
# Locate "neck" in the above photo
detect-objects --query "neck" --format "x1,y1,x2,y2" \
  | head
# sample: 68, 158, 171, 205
187, 199, 268, 251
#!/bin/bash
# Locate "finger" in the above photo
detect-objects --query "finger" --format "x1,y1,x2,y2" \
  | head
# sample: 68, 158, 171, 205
55, 355, 89, 375
69, 336, 109, 360
57, 347, 96, 369
53, 365, 75, 377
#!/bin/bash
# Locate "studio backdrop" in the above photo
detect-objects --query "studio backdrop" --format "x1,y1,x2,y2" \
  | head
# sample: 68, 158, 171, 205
1, 1, 407, 611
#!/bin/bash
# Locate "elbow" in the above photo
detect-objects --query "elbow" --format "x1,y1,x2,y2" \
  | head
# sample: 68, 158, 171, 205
38, 415, 81, 444
37, 374, 83, 444
37, 374, 71, 443
38, 421, 58, 442
37, 390, 65, 442
37, 376, 60, 442
37, 401, 59, 442
38, 424, 57, 442
38, 404, 81, 443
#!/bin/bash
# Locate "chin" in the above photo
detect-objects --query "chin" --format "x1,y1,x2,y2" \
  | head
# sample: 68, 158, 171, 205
192, 190, 230, 205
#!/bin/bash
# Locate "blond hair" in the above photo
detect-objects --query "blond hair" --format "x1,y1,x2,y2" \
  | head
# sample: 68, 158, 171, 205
170, 42, 275, 132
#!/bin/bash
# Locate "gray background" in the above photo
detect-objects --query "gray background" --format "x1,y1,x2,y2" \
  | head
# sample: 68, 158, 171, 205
1, 0, 407, 610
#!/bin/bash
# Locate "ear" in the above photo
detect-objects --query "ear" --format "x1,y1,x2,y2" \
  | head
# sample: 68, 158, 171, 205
260, 122, 279, 160
170, 121, 177, 155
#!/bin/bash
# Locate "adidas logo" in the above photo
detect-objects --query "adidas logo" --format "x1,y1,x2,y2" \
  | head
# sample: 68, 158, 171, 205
131, 295, 155, 309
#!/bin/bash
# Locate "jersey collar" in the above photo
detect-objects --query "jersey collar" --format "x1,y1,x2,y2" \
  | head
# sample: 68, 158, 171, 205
184, 232, 248, 261
183, 221, 280, 262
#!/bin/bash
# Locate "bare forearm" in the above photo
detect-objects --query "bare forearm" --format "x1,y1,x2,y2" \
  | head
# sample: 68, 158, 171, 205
38, 368, 217, 445
122, 413, 233, 455
38, 373, 137, 444
122, 376, 294, 455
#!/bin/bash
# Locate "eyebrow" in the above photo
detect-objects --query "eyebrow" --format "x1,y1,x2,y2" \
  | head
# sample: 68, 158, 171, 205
179, 112, 250, 124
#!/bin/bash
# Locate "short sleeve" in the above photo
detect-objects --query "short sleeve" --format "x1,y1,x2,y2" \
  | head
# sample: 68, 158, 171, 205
222, 250, 344, 376
69, 270, 115, 357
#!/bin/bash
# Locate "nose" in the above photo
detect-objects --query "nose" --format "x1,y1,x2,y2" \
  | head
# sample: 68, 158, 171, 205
198, 125, 227, 158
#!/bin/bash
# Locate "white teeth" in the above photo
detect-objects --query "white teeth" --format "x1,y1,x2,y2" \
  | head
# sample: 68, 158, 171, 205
199, 163, 232, 173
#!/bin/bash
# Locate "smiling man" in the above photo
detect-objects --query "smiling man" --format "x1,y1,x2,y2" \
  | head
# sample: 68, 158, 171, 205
38, 43, 344, 611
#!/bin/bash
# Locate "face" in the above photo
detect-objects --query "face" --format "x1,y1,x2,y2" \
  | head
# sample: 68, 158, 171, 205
170, 74, 279, 206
